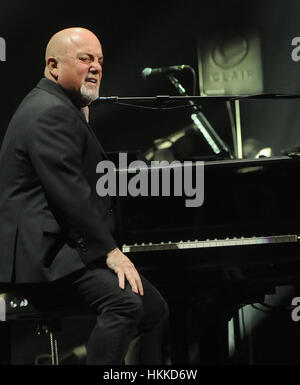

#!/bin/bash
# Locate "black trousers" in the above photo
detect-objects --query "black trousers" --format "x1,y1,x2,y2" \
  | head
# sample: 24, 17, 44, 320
20, 265, 168, 365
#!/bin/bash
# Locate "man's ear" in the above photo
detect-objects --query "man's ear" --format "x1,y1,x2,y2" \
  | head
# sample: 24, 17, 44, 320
47, 57, 59, 80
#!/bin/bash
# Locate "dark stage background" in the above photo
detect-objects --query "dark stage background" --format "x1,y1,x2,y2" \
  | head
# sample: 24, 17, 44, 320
2, 0, 300, 365
2, 0, 300, 156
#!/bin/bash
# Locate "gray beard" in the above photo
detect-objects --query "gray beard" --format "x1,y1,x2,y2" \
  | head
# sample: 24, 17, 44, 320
80, 84, 99, 104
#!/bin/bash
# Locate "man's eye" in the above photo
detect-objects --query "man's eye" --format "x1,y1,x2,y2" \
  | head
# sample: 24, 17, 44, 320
79, 57, 89, 62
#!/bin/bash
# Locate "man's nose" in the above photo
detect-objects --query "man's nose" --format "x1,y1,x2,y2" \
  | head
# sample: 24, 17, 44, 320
90, 61, 102, 74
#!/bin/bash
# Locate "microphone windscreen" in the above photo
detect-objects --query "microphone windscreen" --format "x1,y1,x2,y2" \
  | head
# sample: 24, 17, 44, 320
141, 67, 152, 78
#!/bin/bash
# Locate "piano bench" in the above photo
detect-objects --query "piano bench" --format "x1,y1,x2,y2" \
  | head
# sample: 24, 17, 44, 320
0, 289, 90, 365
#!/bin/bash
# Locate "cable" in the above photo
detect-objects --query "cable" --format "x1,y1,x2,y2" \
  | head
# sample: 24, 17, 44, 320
35, 353, 52, 365
108, 101, 197, 111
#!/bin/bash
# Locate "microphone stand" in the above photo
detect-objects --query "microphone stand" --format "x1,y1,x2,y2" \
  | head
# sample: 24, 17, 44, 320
166, 74, 234, 159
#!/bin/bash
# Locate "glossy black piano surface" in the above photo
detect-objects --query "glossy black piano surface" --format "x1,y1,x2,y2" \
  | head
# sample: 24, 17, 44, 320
115, 155, 300, 243
107, 155, 300, 363
108, 155, 300, 291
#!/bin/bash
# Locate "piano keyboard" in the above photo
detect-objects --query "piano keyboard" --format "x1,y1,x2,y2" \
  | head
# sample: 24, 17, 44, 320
122, 234, 299, 253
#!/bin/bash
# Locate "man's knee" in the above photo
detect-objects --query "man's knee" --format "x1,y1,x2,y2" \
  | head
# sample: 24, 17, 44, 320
155, 295, 169, 325
144, 290, 169, 328
126, 293, 144, 322
112, 290, 144, 324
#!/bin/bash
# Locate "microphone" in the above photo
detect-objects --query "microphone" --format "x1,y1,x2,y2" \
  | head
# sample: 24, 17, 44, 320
141, 65, 189, 78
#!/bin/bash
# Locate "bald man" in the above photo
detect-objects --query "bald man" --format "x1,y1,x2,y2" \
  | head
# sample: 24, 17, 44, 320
0, 28, 167, 364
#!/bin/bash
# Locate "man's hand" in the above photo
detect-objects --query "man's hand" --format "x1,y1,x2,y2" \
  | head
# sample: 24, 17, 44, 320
106, 248, 144, 296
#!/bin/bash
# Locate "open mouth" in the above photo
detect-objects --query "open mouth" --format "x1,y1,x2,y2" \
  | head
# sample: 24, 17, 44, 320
85, 78, 98, 85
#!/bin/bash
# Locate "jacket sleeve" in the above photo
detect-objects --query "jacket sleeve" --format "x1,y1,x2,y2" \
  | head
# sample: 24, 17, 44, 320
25, 104, 117, 265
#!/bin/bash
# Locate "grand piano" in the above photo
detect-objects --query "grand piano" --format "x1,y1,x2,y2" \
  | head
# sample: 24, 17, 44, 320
2, 154, 300, 364
112, 154, 300, 364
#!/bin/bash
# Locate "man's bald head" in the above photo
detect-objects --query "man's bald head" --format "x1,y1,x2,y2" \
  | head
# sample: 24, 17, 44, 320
45, 28, 100, 64
44, 27, 103, 107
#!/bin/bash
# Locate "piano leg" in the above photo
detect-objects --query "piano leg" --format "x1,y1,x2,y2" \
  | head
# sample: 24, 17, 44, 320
232, 308, 249, 364
168, 299, 190, 364
196, 314, 230, 364
168, 301, 232, 364
165, 289, 234, 365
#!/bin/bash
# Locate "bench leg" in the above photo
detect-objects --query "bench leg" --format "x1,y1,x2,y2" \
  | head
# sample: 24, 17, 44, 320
37, 319, 60, 365
0, 321, 11, 364
49, 331, 59, 365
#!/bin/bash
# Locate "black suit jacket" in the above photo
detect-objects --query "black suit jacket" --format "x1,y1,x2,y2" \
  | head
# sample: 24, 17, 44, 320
0, 78, 117, 283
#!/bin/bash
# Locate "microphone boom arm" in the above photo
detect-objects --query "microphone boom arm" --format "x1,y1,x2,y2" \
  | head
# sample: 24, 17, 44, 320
167, 74, 234, 159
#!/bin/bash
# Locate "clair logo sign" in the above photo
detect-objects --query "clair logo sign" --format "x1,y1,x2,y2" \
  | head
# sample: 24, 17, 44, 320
0, 297, 5, 321
0, 37, 6, 61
